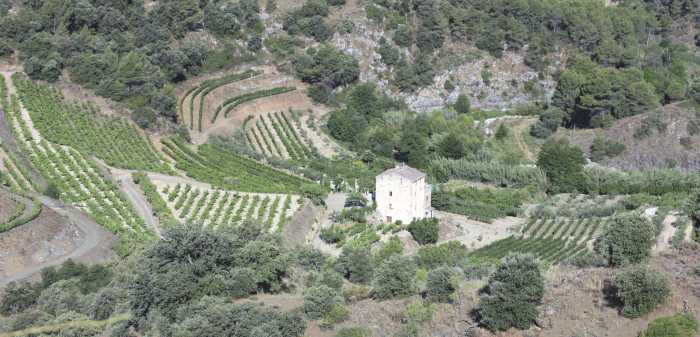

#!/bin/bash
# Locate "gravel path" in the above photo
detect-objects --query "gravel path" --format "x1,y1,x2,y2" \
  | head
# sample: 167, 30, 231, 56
112, 169, 161, 237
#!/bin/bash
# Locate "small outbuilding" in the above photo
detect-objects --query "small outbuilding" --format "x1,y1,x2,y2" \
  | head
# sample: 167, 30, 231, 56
375, 163, 432, 224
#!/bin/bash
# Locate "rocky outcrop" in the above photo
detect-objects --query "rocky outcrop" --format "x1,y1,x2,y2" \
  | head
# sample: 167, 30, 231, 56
331, 13, 560, 113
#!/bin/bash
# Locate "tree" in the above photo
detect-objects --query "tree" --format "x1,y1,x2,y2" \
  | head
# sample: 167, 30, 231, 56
437, 133, 466, 159
614, 265, 671, 318
426, 267, 459, 303
0, 282, 37, 315
372, 255, 416, 299
393, 25, 413, 47
530, 107, 564, 138
536, 138, 586, 193
303, 285, 343, 319
397, 130, 428, 168
293, 45, 359, 89
407, 218, 439, 245
479, 253, 544, 331
595, 213, 656, 267
377, 38, 400, 66
335, 247, 373, 284
640, 313, 699, 337
454, 94, 470, 114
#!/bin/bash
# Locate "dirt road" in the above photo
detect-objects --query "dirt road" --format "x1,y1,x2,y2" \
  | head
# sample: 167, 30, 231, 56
0, 197, 116, 286
510, 117, 538, 162
112, 169, 161, 237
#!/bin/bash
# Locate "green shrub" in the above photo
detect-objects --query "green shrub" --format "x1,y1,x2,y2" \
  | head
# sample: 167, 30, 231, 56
614, 265, 671, 318
640, 313, 699, 337
373, 236, 404, 266
529, 108, 564, 139
372, 255, 416, 299
454, 94, 470, 114
407, 218, 439, 245
595, 213, 656, 267
479, 253, 544, 331
537, 138, 586, 193
336, 327, 371, 337
634, 112, 667, 139
426, 267, 459, 303
590, 136, 626, 162
320, 304, 350, 327
303, 285, 344, 319
335, 247, 374, 284
416, 241, 468, 270
320, 225, 346, 244
0, 282, 37, 315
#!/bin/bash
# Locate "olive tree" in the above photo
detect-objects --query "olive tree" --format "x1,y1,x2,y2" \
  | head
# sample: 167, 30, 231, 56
614, 265, 670, 318
479, 253, 544, 331
595, 213, 656, 267
372, 255, 416, 299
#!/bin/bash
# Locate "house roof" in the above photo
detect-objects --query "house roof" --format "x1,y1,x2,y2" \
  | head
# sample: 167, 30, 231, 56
378, 164, 426, 181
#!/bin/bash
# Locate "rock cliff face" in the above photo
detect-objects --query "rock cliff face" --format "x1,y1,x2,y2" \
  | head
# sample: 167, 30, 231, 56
331, 14, 560, 112
401, 51, 558, 112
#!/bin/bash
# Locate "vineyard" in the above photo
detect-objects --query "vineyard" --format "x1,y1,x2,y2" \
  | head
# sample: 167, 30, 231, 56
470, 216, 608, 264
0, 143, 36, 194
1, 74, 151, 243
245, 111, 318, 160
155, 181, 300, 233
213, 87, 296, 123
161, 137, 311, 193
12, 74, 171, 174
179, 70, 261, 132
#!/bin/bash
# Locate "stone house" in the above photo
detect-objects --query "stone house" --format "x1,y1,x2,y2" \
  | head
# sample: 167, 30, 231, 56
375, 164, 432, 224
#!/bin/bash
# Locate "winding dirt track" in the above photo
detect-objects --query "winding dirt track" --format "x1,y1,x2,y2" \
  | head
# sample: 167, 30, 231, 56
0, 196, 116, 286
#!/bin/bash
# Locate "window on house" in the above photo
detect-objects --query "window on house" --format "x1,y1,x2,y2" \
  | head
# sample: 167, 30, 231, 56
389, 191, 392, 196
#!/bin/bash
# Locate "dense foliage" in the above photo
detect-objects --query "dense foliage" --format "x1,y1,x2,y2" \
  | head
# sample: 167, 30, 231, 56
595, 213, 656, 267
407, 217, 439, 245
537, 138, 586, 193
614, 265, 671, 318
0, 0, 265, 122
640, 313, 699, 337
363, 0, 694, 122
129, 226, 294, 322
479, 253, 544, 331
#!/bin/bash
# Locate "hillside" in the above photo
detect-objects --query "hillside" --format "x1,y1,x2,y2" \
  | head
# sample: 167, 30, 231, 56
0, 0, 698, 337
563, 102, 700, 170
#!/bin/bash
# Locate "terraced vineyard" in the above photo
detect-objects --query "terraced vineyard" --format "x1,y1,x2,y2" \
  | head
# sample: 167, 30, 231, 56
213, 87, 296, 123
161, 137, 312, 193
471, 217, 608, 264
179, 70, 261, 131
1, 75, 151, 242
156, 181, 300, 232
246, 111, 317, 160
12, 74, 171, 173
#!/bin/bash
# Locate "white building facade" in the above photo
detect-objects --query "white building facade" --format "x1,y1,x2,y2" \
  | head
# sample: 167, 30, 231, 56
375, 164, 432, 224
